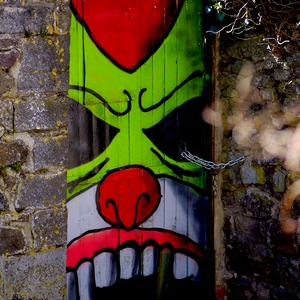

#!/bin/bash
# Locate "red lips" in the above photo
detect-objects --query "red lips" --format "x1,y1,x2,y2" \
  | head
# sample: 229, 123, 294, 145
66, 228, 205, 270
70, 0, 183, 71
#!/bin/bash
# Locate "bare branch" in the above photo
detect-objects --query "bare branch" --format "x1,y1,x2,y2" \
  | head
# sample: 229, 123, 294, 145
206, 0, 300, 47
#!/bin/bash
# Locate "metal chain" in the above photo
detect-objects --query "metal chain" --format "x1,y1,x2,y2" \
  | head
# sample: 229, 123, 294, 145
181, 150, 245, 170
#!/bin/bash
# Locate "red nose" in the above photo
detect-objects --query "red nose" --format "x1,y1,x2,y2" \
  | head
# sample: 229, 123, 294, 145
97, 167, 161, 229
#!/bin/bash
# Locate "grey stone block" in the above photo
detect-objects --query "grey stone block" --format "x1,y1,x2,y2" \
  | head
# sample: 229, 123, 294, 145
0, 227, 26, 255
0, 71, 14, 94
32, 208, 67, 248
0, 98, 13, 133
0, 6, 53, 34
0, 191, 9, 211
0, 255, 4, 299
15, 172, 66, 210
56, 9, 71, 35
18, 36, 69, 93
274, 69, 290, 81
0, 48, 19, 69
272, 167, 287, 193
18, 69, 69, 93
240, 162, 265, 185
0, 140, 28, 166
4, 247, 66, 299
15, 93, 67, 132
0, 39, 17, 51
33, 135, 67, 170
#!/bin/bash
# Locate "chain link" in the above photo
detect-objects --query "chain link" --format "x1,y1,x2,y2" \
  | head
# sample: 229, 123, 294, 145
181, 150, 245, 170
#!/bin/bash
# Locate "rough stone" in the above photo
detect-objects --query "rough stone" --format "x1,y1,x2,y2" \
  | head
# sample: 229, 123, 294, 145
14, 93, 68, 132
0, 140, 28, 166
56, 9, 71, 35
233, 188, 246, 203
0, 191, 9, 211
33, 135, 67, 170
0, 227, 26, 255
240, 162, 265, 185
0, 48, 19, 69
18, 36, 69, 94
272, 167, 287, 193
256, 282, 270, 300
0, 6, 54, 34
0, 126, 4, 138
4, 247, 66, 300
219, 28, 300, 300
0, 255, 4, 299
15, 172, 66, 210
0, 71, 14, 94
232, 60, 243, 75
284, 78, 300, 95
252, 73, 270, 88
0, 39, 17, 50
226, 43, 243, 60
273, 69, 290, 81
272, 286, 292, 299
240, 187, 274, 218
259, 55, 278, 70
32, 208, 66, 248
0, 98, 13, 133
259, 88, 277, 101
0, 1, 68, 298
222, 167, 241, 191
4, 175, 19, 191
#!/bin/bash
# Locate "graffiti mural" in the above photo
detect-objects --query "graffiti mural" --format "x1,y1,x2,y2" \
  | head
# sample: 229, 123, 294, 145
67, 0, 212, 299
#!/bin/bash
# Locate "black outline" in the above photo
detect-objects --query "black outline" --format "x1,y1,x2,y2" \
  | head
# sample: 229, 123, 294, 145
150, 148, 202, 179
96, 165, 162, 230
67, 157, 110, 201
66, 227, 207, 273
69, 85, 132, 116
138, 70, 204, 112
156, 173, 206, 196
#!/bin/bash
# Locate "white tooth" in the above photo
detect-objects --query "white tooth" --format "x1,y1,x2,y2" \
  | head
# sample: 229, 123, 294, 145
94, 252, 117, 288
67, 272, 78, 300
119, 247, 140, 279
141, 246, 158, 276
77, 261, 96, 299
173, 253, 200, 281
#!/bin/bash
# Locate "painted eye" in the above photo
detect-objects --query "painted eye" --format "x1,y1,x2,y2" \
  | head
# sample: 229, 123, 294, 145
143, 98, 211, 161
68, 100, 120, 169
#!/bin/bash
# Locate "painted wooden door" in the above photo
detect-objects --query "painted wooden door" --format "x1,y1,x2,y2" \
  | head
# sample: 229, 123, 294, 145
67, 0, 212, 299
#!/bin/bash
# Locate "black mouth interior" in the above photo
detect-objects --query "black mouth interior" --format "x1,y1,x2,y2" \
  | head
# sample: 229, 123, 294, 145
94, 273, 211, 300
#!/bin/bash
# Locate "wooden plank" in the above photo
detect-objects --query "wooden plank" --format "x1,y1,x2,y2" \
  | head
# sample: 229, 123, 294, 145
67, 0, 212, 298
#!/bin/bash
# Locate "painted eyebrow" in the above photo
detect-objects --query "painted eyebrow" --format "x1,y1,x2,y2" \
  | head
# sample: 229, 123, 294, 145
69, 85, 132, 116
150, 147, 202, 178
138, 70, 203, 112
67, 157, 109, 199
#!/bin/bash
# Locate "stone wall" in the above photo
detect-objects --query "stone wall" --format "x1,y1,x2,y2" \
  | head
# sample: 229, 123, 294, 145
217, 33, 300, 299
0, 1, 70, 299
1, 1, 299, 299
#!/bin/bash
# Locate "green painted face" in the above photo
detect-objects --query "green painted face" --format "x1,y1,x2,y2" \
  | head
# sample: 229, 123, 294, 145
67, 0, 207, 200
67, 1, 213, 297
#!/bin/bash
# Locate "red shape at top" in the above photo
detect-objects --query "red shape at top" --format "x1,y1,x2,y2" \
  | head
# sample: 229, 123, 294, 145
70, 0, 183, 72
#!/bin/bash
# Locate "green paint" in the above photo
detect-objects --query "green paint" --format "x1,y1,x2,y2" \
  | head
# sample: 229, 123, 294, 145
68, 0, 206, 199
